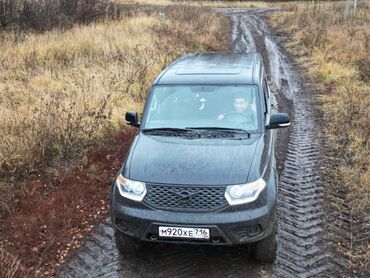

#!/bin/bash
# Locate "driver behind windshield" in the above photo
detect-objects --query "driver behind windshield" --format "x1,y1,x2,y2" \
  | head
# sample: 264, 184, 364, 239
217, 95, 256, 123
144, 85, 258, 131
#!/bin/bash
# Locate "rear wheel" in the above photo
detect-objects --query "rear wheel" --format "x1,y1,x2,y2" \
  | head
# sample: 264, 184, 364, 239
253, 222, 277, 263
114, 231, 142, 254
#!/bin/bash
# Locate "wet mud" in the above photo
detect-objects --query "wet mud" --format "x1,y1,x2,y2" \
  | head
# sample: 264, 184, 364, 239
57, 9, 333, 278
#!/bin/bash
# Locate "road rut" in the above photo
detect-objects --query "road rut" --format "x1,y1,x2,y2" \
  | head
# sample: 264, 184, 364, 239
57, 8, 333, 278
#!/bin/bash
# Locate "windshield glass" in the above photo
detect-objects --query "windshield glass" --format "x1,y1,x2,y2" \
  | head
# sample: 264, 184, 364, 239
142, 85, 260, 131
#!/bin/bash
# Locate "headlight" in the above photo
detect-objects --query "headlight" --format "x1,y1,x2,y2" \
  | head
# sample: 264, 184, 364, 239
116, 174, 146, 202
225, 178, 266, 206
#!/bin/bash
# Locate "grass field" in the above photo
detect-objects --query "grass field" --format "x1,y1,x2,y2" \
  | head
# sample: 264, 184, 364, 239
0, 6, 227, 180
117, 0, 270, 8
0, 0, 368, 276
268, 1, 369, 274
0, 5, 228, 276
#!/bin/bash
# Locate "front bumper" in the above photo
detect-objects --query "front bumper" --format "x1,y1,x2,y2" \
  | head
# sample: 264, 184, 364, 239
111, 196, 276, 245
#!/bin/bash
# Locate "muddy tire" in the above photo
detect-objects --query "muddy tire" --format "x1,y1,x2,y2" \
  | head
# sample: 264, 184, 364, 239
253, 223, 277, 263
114, 231, 141, 254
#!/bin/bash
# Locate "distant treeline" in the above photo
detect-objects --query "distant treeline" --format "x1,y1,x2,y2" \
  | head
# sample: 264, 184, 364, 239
0, 0, 111, 31
0, 0, 350, 32
186, 0, 349, 2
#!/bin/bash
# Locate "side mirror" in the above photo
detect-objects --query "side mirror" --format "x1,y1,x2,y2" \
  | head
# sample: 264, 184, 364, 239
266, 113, 291, 129
125, 112, 140, 127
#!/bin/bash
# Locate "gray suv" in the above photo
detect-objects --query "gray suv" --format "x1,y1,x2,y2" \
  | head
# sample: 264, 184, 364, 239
110, 53, 290, 262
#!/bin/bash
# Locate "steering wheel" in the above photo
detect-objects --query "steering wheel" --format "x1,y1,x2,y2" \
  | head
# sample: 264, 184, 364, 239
222, 111, 253, 123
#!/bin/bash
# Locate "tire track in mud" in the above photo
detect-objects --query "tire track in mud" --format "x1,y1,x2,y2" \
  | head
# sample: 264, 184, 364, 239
221, 8, 334, 277
58, 220, 268, 278
57, 8, 333, 278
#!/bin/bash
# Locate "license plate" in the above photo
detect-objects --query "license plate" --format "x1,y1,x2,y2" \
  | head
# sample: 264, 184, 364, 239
158, 226, 210, 240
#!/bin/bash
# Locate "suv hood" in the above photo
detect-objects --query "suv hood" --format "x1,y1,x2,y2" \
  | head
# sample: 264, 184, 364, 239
124, 134, 260, 185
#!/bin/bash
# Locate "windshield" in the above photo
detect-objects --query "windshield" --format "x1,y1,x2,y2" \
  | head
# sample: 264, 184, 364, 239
142, 85, 260, 132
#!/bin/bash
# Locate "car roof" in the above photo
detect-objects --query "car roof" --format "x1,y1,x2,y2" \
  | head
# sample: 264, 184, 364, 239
153, 53, 263, 86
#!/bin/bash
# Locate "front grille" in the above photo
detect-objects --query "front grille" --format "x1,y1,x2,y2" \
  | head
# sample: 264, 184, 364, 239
143, 183, 228, 212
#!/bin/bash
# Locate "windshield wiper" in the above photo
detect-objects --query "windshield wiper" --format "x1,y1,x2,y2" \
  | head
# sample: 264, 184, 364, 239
142, 127, 201, 137
185, 127, 250, 139
186, 127, 250, 135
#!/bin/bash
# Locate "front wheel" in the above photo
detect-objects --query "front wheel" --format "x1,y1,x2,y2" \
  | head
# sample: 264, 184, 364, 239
253, 223, 277, 263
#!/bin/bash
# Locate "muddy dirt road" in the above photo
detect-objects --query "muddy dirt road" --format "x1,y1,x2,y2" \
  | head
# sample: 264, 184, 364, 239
57, 9, 333, 278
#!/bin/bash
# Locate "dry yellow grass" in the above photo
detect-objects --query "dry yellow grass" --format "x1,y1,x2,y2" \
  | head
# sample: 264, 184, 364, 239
0, 7, 228, 275
268, 1, 369, 274
117, 0, 174, 5
192, 1, 270, 8
0, 6, 228, 180
117, 0, 270, 8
